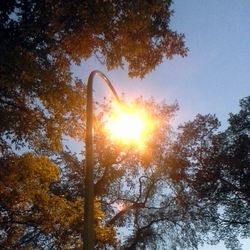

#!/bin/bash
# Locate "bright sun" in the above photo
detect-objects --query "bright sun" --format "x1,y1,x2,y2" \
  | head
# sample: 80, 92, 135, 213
104, 103, 155, 148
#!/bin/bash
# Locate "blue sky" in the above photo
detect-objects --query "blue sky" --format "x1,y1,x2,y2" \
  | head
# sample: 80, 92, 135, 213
75, 0, 250, 129
73, 1, 250, 249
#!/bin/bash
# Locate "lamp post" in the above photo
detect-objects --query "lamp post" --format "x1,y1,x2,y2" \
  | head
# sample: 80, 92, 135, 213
84, 70, 120, 250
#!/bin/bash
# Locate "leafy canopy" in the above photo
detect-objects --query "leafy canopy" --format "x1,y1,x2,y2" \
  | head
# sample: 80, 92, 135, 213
1, 0, 249, 248
0, 0, 187, 248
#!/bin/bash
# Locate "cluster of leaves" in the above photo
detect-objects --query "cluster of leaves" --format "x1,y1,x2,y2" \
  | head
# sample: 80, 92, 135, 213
171, 97, 250, 250
1, 89, 249, 249
87, 96, 250, 250
0, 0, 188, 248
1, 0, 87, 154
0, 152, 118, 249
0, 153, 82, 249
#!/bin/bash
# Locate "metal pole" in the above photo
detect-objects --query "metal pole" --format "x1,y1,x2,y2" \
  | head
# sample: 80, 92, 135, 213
84, 71, 120, 250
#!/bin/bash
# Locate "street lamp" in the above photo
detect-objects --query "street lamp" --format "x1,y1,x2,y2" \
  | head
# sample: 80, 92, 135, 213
84, 70, 155, 249
84, 70, 120, 250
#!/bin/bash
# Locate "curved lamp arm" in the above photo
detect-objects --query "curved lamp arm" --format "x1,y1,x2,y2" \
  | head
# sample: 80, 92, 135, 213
87, 70, 121, 103
84, 70, 120, 250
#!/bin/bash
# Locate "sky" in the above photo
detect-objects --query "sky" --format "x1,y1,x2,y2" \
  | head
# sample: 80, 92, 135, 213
73, 1, 250, 249
75, 0, 250, 130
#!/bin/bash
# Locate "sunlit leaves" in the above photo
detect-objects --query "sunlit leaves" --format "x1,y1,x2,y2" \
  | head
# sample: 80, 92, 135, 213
0, 153, 117, 249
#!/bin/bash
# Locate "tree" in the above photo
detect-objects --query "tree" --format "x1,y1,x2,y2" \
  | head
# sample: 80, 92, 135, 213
0, 0, 187, 248
168, 96, 250, 250
0, 0, 187, 152
86, 96, 249, 249
0, 153, 118, 249
0, 0, 188, 151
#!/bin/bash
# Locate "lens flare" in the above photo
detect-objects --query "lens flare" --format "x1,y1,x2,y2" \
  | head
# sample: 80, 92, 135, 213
104, 103, 155, 149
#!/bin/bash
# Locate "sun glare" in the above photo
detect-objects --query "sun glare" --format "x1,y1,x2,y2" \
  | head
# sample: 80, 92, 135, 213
104, 102, 155, 149
114, 202, 127, 212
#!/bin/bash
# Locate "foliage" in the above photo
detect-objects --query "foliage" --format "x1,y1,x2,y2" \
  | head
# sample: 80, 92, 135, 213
1, 0, 249, 249
81, 96, 249, 250
0, 153, 117, 249
1, 86, 249, 250
0, 0, 187, 150
94, 99, 206, 249
168, 96, 250, 250
0, 153, 80, 249
0, 0, 187, 248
